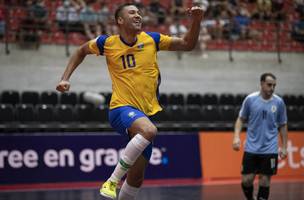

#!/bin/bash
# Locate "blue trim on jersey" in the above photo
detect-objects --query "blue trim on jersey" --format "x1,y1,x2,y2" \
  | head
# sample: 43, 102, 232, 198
96, 35, 109, 55
146, 32, 160, 51
109, 106, 153, 160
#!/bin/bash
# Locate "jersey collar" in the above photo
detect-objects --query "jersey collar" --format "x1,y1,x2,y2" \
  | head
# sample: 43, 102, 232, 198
119, 35, 138, 47
259, 92, 273, 102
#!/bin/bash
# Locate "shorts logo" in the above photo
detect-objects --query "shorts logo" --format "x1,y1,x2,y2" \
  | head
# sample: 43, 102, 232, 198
128, 111, 136, 118
271, 105, 277, 113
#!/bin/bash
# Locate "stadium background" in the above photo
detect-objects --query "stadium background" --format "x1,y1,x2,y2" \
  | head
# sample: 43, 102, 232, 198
0, 0, 303, 199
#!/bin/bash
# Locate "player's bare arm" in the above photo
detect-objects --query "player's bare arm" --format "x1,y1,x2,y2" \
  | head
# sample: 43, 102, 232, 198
169, 6, 204, 51
233, 117, 244, 151
56, 42, 92, 93
279, 123, 288, 159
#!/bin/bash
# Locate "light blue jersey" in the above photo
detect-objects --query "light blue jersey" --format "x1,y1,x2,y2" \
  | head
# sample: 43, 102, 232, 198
239, 92, 287, 154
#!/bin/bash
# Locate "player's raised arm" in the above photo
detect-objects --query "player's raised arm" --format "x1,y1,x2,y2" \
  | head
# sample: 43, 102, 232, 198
169, 6, 204, 51
56, 42, 93, 92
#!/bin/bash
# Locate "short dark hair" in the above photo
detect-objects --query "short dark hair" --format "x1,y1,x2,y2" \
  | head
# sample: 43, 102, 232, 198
114, 3, 137, 24
260, 72, 276, 82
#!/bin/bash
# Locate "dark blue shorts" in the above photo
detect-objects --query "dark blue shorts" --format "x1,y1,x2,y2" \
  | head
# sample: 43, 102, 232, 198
109, 106, 153, 160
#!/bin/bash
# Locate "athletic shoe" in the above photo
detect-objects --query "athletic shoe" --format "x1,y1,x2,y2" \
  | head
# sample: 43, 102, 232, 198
100, 180, 118, 199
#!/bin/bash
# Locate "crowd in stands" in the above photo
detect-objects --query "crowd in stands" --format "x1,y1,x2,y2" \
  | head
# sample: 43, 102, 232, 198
0, 0, 304, 52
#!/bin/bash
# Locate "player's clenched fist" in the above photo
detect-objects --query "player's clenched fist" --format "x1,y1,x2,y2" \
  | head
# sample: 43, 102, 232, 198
232, 137, 241, 151
56, 80, 70, 93
187, 6, 204, 21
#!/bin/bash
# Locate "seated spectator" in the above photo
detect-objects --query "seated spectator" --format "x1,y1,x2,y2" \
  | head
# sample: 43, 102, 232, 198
169, 16, 187, 37
148, 0, 167, 25
233, 5, 252, 40
140, 6, 158, 27
0, 6, 5, 39
79, 0, 101, 39
56, 0, 82, 33
291, 16, 304, 42
295, 0, 304, 17
170, 0, 186, 17
97, 0, 110, 34
18, 0, 43, 49
29, 0, 48, 32
271, 0, 285, 21
199, 25, 211, 59
252, 0, 272, 21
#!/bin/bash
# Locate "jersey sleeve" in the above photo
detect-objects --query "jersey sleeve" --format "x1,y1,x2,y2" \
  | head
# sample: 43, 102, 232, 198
146, 32, 172, 51
277, 99, 287, 125
159, 34, 172, 50
88, 38, 99, 55
88, 35, 109, 55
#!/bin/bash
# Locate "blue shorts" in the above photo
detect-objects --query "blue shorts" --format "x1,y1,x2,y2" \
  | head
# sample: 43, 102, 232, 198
109, 106, 153, 160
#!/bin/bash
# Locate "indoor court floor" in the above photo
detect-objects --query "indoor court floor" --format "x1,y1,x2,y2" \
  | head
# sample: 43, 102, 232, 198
0, 181, 303, 200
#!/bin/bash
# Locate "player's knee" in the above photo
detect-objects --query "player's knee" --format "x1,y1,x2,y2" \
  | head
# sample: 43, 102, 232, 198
242, 176, 254, 186
242, 179, 252, 187
259, 175, 271, 187
141, 125, 157, 141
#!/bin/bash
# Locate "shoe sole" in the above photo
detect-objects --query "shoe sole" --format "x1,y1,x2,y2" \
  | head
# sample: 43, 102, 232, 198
100, 191, 115, 199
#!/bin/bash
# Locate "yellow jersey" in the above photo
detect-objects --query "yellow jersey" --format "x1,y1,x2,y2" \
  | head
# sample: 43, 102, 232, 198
88, 31, 172, 116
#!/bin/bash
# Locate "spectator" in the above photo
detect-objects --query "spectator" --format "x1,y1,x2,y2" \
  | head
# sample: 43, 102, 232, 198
199, 25, 211, 59
79, 0, 101, 39
0, 6, 5, 39
252, 0, 272, 21
271, 0, 285, 21
233, 5, 252, 40
169, 16, 187, 37
148, 0, 167, 25
204, 1, 231, 39
18, 0, 43, 49
56, 0, 82, 33
295, 0, 304, 17
97, 0, 110, 34
169, 16, 188, 60
170, 0, 186, 17
140, 6, 158, 27
291, 15, 304, 42
29, 0, 48, 32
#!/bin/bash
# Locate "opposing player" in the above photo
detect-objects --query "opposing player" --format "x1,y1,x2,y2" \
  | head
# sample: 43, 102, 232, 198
56, 3, 204, 200
232, 73, 288, 200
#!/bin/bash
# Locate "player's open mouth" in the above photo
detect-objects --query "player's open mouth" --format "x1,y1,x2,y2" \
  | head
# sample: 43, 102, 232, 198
133, 20, 142, 26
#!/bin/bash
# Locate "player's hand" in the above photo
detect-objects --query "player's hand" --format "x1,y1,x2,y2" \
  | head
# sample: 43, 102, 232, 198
187, 6, 204, 21
279, 147, 287, 159
232, 137, 241, 151
56, 80, 70, 93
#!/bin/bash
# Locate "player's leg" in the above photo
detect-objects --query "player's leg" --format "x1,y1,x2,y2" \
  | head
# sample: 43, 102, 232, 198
257, 154, 278, 200
100, 107, 156, 199
108, 117, 156, 183
257, 175, 271, 200
242, 174, 256, 200
118, 155, 148, 200
118, 121, 153, 200
241, 152, 257, 200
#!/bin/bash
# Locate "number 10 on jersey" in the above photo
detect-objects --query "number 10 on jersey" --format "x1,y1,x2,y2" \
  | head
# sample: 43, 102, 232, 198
121, 54, 136, 69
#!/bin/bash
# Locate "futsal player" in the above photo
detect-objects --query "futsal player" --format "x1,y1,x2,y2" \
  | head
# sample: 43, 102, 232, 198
56, 3, 204, 200
232, 73, 288, 200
